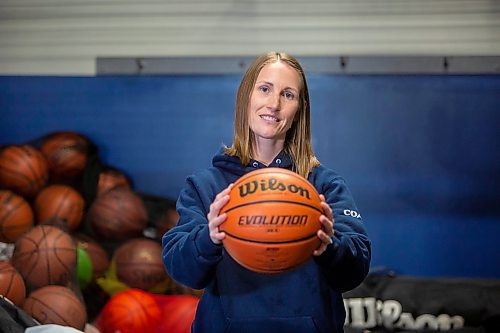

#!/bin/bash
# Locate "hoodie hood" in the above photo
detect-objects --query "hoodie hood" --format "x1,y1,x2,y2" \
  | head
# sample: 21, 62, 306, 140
212, 147, 294, 178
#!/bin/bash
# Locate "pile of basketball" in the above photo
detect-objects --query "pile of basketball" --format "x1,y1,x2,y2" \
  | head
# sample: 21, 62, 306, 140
0, 130, 199, 331
0, 132, 93, 330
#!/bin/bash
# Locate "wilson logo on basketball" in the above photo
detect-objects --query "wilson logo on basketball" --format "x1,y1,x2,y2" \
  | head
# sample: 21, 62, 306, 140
238, 177, 311, 200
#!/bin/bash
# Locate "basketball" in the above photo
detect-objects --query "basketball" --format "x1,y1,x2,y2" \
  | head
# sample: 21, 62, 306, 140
75, 233, 110, 281
11, 225, 77, 290
114, 238, 169, 291
155, 207, 179, 239
0, 261, 26, 307
95, 288, 162, 333
97, 166, 131, 196
156, 295, 199, 333
0, 190, 34, 243
219, 168, 323, 273
40, 131, 89, 179
88, 188, 148, 240
0, 145, 49, 198
22, 285, 87, 330
34, 184, 85, 231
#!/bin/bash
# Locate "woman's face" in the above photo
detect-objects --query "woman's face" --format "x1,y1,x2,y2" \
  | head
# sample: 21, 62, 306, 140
248, 61, 301, 146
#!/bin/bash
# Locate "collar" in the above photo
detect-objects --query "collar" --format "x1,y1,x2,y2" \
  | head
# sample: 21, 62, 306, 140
248, 150, 293, 170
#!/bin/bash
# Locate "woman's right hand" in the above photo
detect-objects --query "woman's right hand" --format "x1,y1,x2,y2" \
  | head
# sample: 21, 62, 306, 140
207, 184, 233, 244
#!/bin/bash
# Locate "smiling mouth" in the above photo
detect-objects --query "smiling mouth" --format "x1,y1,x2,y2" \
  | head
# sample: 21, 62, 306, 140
260, 115, 279, 122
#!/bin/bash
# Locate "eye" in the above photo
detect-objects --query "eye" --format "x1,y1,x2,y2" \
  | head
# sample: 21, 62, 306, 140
283, 90, 296, 100
258, 85, 270, 94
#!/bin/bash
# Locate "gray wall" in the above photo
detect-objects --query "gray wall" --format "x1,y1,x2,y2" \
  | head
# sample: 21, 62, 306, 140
1, 0, 499, 75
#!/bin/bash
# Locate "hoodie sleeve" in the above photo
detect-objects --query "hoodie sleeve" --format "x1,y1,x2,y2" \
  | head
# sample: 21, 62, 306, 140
162, 172, 224, 289
312, 169, 371, 292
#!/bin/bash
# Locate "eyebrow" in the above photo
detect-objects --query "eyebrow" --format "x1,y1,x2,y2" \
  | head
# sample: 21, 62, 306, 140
255, 80, 299, 93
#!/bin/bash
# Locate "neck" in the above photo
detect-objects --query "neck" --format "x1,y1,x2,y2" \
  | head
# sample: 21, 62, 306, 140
253, 138, 284, 166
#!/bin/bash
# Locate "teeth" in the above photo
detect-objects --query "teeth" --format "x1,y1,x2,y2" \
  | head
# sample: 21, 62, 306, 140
261, 115, 279, 122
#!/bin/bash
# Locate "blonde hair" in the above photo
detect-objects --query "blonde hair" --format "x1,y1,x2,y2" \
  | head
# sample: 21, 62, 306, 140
225, 51, 320, 178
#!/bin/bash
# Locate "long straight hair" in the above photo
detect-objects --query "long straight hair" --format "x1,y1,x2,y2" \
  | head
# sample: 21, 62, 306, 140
225, 51, 319, 178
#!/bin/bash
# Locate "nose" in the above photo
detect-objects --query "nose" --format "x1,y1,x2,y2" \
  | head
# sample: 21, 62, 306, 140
267, 91, 281, 111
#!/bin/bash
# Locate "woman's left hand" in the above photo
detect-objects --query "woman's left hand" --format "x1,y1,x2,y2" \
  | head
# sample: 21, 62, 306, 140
313, 194, 335, 256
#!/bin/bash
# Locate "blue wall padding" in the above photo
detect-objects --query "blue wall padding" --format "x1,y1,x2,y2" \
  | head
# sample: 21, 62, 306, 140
1, 74, 499, 278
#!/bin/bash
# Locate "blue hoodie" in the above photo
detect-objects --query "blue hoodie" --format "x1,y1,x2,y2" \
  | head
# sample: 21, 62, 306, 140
162, 149, 371, 333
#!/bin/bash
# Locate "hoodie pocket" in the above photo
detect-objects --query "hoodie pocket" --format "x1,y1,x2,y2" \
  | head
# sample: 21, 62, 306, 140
224, 316, 321, 333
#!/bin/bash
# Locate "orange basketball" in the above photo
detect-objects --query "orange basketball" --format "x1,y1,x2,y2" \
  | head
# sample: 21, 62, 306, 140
114, 238, 169, 291
34, 184, 85, 231
11, 225, 77, 290
0, 190, 34, 243
40, 131, 89, 179
97, 167, 131, 196
88, 188, 148, 240
154, 207, 179, 240
156, 295, 199, 333
95, 288, 162, 333
0, 145, 49, 198
22, 285, 87, 330
0, 260, 26, 307
219, 168, 323, 274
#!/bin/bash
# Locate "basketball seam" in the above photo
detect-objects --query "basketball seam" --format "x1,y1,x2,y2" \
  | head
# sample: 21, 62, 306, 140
28, 295, 72, 325
0, 164, 37, 189
129, 291, 157, 322
223, 199, 323, 214
42, 226, 52, 285
0, 194, 27, 241
233, 169, 321, 195
52, 229, 76, 284
233, 169, 299, 187
19, 146, 45, 192
0, 197, 25, 225
0, 147, 45, 195
13, 234, 39, 280
223, 231, 318, 244
53, 188, 71, 222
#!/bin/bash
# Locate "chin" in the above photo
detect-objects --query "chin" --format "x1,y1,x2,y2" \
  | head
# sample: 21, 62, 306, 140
256, 133, 286, 141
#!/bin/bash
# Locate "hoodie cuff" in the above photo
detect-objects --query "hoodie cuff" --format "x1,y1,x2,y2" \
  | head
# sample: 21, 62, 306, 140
195, 224, 223, 259
314, 233, 341, 266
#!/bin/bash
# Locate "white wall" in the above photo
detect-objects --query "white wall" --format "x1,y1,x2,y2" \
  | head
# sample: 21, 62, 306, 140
1, 0, 500, 75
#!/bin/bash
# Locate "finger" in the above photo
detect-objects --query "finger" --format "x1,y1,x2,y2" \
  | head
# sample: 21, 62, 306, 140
319, 215, 334, 236
317, 229, 333, 244
320, 201, 333, 220
211, 212, 227, 228
217, 183, 234, 198
207, 194, 230, 220
214, 183, 234, 208
212, 231, 226, 242
208, 213, 227, 237
215, 185, 232, 201
215, 194, 230, 210
209, 184, 234, 215
209, 214, 227, 244
313, 229, 332, 256
313, 243, 327, 256
210, 230, 226, 244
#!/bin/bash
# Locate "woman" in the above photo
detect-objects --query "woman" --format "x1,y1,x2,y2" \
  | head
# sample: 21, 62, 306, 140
162, 51, 371, 333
